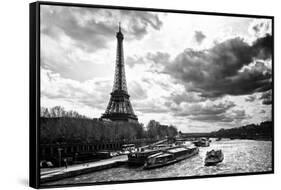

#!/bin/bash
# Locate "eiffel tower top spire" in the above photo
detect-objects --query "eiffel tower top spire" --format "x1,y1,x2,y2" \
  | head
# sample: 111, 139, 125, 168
112, 21, 127, 92
101, 24, 138, 123
116, 22, 123, 40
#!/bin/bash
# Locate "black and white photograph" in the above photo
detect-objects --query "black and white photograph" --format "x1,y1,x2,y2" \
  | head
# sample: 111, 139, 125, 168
35, 2, 273, 187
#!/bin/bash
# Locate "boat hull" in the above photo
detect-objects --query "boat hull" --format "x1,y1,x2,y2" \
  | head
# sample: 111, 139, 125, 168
204, 158, 223, 166
204, 151, 224, 166
193, 141, 210, 147
128, 149, 163, 166
144, 148, 199, 170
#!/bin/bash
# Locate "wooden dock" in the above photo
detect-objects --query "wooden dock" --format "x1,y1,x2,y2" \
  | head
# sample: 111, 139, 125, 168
40, 155, 128, 183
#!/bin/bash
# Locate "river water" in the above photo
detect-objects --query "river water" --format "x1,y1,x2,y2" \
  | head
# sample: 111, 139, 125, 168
46, 139, 272, 185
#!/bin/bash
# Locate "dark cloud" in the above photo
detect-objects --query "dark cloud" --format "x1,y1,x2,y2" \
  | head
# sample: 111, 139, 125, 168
165, 35, 272, 98
188, 109, 248, 123
252, 34, 273, 60
135, 101, 168, 114
231, 109, 248, 120
41, 7, 112, 52
129, 81, 148, 100
260, 109, 266, 114
259, 90, 272, 105
126, 52, 170, 68
41, 69, 111, 110
194, 31, 206, 44
173, 101, 236, 117
245, 95, 256, 102
41, 6, 163, 52
146, 52, 170, 65
121, 10, 163, 40
169, 92, 206, 104
188, 114, 234, 123
170, 101, 248, 123
126, 56, 145, 68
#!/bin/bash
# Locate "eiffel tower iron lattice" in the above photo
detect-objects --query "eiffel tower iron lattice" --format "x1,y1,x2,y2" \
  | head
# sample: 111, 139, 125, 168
101, 24, 138, 122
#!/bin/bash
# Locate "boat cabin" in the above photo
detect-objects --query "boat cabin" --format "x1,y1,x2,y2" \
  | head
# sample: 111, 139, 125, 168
121, 144, 135, 152
166, 147, 190, 157
146, 152, 174, 165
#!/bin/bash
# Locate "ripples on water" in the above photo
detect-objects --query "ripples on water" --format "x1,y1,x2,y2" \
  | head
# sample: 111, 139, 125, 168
46, 140, 272, 185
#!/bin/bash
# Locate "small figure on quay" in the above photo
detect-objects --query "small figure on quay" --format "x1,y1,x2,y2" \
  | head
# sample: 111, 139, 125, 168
63, 158, 68, 169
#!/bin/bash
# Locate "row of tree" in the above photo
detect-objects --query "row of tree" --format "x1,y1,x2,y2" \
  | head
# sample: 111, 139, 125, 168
41, 106, 87, 119
146, 120, 178, 139
209, 121, 273, 140
40, 107, 178, 144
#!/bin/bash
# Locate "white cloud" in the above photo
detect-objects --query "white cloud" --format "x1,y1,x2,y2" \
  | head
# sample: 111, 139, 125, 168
40, 6, 272, 132
41, 68, 112, 118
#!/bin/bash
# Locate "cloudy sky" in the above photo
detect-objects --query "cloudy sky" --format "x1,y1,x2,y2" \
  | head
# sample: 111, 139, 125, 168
40, 5, 272, 132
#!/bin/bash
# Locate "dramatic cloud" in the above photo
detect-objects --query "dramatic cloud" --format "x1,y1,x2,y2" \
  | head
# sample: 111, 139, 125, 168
40, 6, 272, 132
194, 31, 206, 44
188, 109, 248, 123
128, 81, 148, 100
135, 100, 168, 114
41, 5, 163, 52
166, 100, 248, 123
168, 91, 207, 105
173, 101, 235, 117
120, 10, 163, 40
146, 52, 171, 66
259, 90, 272, 105
126, 51, 170, 69
249, 19, 272, 38
169, 91, 206, 105
126, 56, 146, 68
245, 95, 256, 102
165, 35, 272, 98
41, 68, 111, 115
252, 34, 273, 60
260, 110, 266, 114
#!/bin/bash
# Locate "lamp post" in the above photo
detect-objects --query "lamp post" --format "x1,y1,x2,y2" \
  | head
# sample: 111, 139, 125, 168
57, 148, 63, 167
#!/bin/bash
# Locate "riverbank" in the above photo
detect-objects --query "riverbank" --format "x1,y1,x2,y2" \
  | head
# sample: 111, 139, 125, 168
43, 139, 272, 185
41, 155, 128, 183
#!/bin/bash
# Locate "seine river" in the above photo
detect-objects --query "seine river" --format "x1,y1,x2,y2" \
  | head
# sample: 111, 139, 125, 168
47, 139, 272, 185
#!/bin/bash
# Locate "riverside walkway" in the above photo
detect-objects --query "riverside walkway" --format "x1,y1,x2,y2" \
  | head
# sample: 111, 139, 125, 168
41, 155, 128, 183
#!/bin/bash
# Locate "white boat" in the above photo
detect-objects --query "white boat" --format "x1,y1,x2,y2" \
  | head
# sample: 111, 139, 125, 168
193, 138, 210, 147
204, 149, 224, 166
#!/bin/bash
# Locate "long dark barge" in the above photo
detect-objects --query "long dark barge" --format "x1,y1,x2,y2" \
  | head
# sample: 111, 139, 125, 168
128, 145, 171, 166
143, 146, 199, 169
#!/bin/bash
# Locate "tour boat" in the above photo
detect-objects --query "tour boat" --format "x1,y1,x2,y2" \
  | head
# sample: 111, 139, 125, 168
127, 143, 175, 166
204, 149, 224, 166
128, 146, 170, 166
128, 149, 159, 165
143, 146, 199, 169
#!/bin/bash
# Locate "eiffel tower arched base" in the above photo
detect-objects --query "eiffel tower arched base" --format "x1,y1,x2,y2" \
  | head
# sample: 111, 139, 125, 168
101, 26, 138, 123
101, 113, 138, 123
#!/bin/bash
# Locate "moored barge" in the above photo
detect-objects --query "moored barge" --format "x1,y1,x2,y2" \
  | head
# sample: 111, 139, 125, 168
143, 146, 199, 169
128, 147, 170, 166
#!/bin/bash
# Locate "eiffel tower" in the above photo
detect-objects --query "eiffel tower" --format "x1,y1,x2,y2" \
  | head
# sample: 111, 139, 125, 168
101, 24, 138, 122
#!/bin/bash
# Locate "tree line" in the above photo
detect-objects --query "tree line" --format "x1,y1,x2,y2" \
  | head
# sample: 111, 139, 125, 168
41, 106, 87, 119
40, 106, 178, 144
209, 121, 273, 140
